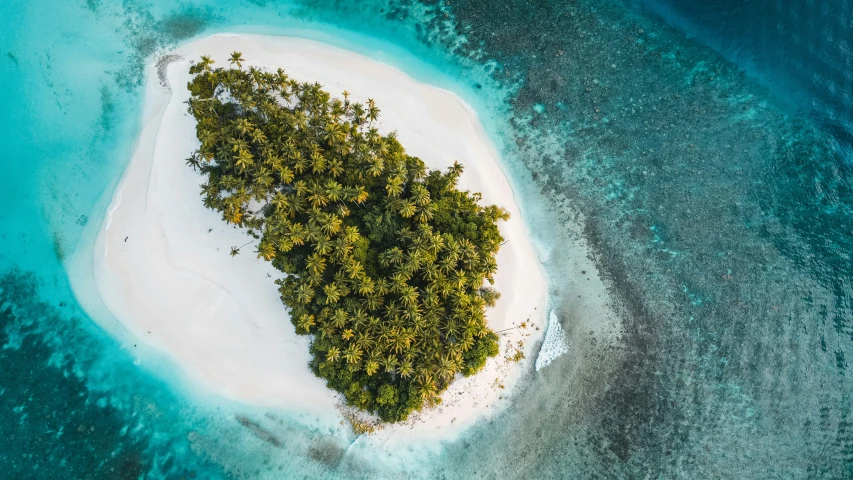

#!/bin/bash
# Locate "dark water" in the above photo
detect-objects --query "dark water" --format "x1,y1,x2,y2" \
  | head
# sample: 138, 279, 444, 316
633, 0, 853, 156
2, 0, 852, 478
0, 272, 226, 478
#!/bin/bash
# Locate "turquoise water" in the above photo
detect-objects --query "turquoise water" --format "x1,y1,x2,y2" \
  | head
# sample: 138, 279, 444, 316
2, 0, 852, 478
633, 0, 853, 155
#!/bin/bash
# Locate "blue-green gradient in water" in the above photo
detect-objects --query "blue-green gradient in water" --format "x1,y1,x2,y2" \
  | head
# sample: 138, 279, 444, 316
1, 0, 852, 478
631, 0, 853, 155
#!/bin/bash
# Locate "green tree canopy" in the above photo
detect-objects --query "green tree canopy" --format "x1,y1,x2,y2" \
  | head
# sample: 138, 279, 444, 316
186, 55, 507, 422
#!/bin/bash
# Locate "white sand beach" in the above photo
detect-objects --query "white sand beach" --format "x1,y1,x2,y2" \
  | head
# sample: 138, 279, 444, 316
70, 33, 547, 444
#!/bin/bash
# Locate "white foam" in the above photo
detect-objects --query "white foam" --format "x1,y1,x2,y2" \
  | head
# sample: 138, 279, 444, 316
535, 311, 569, 371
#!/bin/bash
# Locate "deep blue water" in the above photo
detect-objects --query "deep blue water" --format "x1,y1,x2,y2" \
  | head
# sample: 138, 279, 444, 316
1, 0, 852, 478
634, 0, 853, 156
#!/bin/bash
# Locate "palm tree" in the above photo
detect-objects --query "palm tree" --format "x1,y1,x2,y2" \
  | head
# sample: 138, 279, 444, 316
375, 278, 390, 296
344, 260, 364, 279
320, 214, 342, 236
409, 161, 427, 181
398, 200, 416, 218
249, 67, 266, 87
235, 149, 254, 173
398, 359, 414, 378
251, 128, 267, 145
381, 355, 398, 374
330, 309, 348, 329
445, 161, 464, 192
199, 55, 214, 71
271, 192, 290, 212
379, 247, 403, 267
229, 51, 245, 68
385, 176, 404, 197
459, 334, 475, 352
305, 253, 326, 275
278, 165, 295, 184
436, 353, 458, 382
307, 183, 329, 208
256, 241, 276, 261
314, 237, 333, 256
296, 313, 315, 333
355, 277, 374, 296
296, 284, 315, 304
236, 118, 254, 135
363, 292, 382, 311
305, 221, 324, 243
353, 186, 369, 204
400, 285, 418, 307
324, 123, 347, 145
367, 99, 380, 125
342, 226, 360, 243
336, 204, 350, 219
394, 263, 414, 281
389, 327, 412, 354
328, 158, 344, 178
406, 250, 423, 271
332, 237, 353, 262
253, 167, 274, 192
225, 205, 243, 225
417, 204, 434, 223
441, 319, 462, 340
324, 282, 343, 304
343, 343, 362, 365
367, 157, 384, 177
398, 227, 416, 244
355, 331, 374, 351
411, 184, 430, 206
438, 257, 456, 275
364, 359, 379, 376
325, 346, 341, 362
319, 323, 336, 339
310, 151, 327, 174
287, 222, 307, 246
404, 305, 423, 326
415, 374, 437, 401
185, 152, 202, 171
292, 152, 308, 174
351, 309, 369, 330
423, 264, 439, 282
389, 273, 407, 294
325, 180, 343, 202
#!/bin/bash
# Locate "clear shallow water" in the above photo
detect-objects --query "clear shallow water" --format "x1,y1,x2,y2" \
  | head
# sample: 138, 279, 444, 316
1, 0, 852, 478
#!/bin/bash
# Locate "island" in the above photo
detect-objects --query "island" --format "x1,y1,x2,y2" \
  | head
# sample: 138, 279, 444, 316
72, 34, 547, 444
186, 52, 509, 422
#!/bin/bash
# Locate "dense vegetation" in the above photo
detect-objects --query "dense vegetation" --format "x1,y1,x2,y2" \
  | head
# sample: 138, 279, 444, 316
186, 53, 507, 422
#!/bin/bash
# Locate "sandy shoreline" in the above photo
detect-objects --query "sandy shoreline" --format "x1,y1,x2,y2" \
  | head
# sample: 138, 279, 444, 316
69, 33, 548, 445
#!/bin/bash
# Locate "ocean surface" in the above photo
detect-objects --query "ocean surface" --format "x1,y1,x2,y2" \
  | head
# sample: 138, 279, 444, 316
1, 0, 852, 478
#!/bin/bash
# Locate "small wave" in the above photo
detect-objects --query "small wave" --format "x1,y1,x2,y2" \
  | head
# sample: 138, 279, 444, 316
535, 310, 568, 371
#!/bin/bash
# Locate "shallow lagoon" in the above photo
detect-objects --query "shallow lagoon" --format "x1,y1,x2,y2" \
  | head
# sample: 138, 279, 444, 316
2, 0, 852, 478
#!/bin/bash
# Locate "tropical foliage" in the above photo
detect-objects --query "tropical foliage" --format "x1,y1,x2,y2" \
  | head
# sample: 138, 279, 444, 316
185, 54, 506, 422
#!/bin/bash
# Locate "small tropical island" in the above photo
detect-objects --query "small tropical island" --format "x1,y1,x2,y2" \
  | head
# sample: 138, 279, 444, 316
76, 34, 548, 445
185, 53, 507, 422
